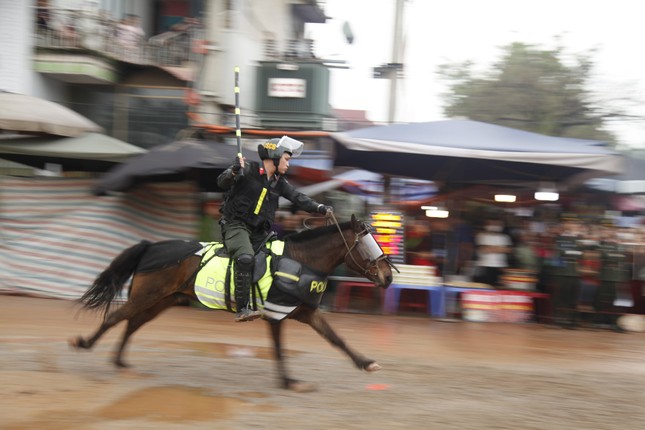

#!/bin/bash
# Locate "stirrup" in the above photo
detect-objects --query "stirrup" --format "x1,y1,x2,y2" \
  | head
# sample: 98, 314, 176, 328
235, 308, 261, 322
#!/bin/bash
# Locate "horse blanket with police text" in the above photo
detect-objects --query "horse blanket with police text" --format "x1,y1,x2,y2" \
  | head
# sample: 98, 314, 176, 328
193, 240, 329, 320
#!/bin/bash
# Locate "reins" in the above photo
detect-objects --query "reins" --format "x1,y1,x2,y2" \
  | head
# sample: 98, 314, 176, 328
327, 212, 399, 277
327, 211, 355, 257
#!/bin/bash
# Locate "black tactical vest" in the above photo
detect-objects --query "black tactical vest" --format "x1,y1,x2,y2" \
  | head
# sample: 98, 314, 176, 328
221, 162, 279, 230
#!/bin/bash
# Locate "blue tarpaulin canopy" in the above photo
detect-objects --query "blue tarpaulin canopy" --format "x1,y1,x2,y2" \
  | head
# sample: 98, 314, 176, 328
586, 155, 645, 194
333, 169, 437, 204
331, 120, 624, 187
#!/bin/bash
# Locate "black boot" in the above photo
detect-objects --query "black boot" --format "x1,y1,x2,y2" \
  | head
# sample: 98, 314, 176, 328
234, 254, 260, 322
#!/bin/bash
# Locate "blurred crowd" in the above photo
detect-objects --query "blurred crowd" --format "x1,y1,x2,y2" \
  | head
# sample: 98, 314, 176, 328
405, 213, 645, 331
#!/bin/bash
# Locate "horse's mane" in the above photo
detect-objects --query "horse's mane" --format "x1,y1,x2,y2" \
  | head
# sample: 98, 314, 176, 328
285, 221, 352, 245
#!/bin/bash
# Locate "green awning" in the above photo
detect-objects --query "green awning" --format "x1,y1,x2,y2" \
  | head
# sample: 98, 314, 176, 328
0, 133, 146, 172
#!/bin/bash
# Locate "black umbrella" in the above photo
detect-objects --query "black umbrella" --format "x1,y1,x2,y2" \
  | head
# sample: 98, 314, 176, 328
93, 139, 259, 195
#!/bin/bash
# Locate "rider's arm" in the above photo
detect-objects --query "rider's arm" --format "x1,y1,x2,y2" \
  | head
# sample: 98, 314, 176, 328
280, 178, 323, 213
216, 167, 236, 189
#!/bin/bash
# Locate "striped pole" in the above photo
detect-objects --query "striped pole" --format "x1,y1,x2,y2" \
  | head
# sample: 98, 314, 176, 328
234, 66, 243, 176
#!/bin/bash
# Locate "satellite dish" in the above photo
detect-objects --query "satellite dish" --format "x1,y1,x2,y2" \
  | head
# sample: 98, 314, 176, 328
342, 21, 354, 44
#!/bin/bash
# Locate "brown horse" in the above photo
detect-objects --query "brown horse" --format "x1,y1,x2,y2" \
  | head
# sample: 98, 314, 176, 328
70, 215, 394, 392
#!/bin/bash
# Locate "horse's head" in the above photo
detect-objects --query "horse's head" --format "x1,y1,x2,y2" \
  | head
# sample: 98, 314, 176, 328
343, 215, 395, 288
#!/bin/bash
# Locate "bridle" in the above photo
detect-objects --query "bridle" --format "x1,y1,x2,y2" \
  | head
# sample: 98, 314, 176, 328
328, 213, 399, 278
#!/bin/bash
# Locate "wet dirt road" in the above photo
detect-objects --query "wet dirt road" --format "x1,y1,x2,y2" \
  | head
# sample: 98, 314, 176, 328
1, 295, 645, 430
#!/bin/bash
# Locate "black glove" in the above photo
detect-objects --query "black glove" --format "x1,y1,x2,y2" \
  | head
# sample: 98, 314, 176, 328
318, 204, 333, 215
232, 156, 242, 174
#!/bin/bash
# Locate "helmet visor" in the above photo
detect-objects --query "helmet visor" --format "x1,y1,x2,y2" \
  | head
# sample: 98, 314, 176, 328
277, 136, 304, 158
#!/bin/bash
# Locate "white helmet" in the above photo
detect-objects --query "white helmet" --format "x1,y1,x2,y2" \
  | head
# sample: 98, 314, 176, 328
257, 136, 304, 160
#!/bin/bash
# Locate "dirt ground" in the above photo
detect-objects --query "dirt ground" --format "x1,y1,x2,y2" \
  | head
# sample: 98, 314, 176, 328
1, 295, 645, 430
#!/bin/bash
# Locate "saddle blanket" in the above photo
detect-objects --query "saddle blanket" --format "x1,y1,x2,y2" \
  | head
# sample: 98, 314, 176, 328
194, 241, 299, 320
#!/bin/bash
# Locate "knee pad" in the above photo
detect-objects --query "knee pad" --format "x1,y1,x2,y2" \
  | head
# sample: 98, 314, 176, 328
236, 254, 254, 270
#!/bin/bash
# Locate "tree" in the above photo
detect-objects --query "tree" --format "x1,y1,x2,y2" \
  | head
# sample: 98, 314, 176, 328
437, 42, 621, 144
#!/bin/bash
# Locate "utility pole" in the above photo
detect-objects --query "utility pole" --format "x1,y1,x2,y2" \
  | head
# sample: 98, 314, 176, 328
388, 0, 405, 124
373, 0, 405, 123
371, 0, 405, 205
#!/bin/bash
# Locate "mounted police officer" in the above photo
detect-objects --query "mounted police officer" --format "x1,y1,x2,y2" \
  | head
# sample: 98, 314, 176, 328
217, 136, 332, 322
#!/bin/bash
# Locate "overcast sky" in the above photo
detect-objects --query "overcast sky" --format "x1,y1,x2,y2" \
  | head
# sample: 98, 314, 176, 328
307, 0, 645, 148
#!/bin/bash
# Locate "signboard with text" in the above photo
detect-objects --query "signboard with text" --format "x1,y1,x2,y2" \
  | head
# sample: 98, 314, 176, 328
370, 211, 405, 264
267, 78, 307, 98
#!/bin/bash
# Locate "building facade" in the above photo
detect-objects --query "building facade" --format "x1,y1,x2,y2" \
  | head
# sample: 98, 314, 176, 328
1, 0, 337, 154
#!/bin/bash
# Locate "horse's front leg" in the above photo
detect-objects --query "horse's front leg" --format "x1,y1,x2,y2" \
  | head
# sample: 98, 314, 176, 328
290, 307, 381, 372
265, 318, 316, 392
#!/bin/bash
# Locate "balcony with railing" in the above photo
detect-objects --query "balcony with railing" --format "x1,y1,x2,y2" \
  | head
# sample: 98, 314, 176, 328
34, 8, 203, 84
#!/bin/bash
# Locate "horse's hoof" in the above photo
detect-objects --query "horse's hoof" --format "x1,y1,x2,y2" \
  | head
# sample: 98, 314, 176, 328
68, 336, 84, 349
366, 362, 381, 372
287, 381, 317, 393
114, 360, 130, 369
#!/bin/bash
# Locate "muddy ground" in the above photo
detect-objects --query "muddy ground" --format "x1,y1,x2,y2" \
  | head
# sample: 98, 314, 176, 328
1, 295, 645, 429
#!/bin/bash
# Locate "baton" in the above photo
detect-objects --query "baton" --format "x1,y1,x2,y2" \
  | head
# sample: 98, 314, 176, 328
234, 66, 244, 176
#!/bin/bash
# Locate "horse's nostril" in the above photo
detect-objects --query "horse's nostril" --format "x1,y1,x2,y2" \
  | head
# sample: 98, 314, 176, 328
386, 275, 393, 284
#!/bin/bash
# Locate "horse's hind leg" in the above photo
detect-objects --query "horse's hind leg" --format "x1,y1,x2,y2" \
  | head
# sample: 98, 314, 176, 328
71, 299, 142, 351
113, 293, 187, 368
72, 258, 199, 365
71, 277, 169, 351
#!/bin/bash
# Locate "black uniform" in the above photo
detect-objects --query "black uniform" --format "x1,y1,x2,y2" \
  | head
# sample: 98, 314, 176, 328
217, 161, 322, 258
218, 161, 322, 242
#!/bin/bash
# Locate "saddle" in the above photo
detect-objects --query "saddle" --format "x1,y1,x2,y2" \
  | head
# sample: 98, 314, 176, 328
211, 242, 272, 284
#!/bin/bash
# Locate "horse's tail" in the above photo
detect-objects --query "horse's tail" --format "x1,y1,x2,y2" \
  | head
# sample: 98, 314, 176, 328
79, 240, 152, 317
